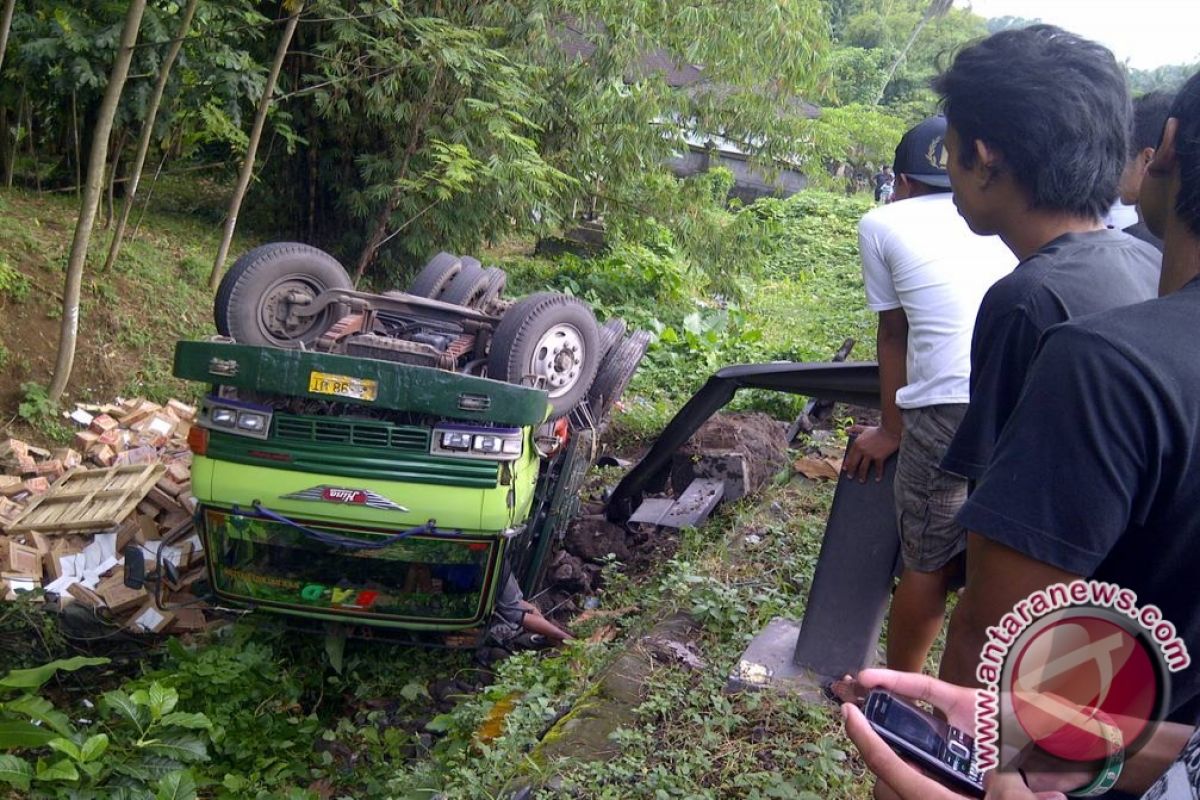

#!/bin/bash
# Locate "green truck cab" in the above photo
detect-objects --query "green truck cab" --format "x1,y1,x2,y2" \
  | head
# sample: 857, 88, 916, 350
162, 244, 647, 646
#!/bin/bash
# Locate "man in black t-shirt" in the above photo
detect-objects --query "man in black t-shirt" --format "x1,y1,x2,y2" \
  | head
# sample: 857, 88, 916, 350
931, 26, 1160, 490
943, 69, 1200, 724
927, 27, 1163, 691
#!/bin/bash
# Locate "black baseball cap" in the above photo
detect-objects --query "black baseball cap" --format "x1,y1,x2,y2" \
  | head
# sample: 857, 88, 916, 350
893, 116, 952, 188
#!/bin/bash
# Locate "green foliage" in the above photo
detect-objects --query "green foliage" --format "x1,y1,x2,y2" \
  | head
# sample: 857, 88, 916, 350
245, 0, 830, 278
3, 0, 274, 190
808, 103, 908, 176
17, 381, 57, 423
136, 633, 324, 797
0, 258, 31, 303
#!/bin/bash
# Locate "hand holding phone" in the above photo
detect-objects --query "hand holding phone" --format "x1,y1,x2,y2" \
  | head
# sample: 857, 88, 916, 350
863, 689, 986, 798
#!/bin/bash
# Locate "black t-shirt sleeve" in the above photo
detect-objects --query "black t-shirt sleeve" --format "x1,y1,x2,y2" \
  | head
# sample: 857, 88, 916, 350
956, 325, 1154, 575
941, 304, 1044, 479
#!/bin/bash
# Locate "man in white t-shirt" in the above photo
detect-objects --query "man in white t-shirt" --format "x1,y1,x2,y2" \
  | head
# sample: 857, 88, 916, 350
842, 116, 1015, 673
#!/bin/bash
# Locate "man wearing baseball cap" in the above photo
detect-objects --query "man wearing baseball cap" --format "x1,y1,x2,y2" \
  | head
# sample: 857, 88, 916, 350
843, 115, 1015, 673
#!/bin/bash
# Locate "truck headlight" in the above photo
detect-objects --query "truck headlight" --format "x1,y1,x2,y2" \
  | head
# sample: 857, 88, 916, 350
441, 431, 473, 450
210, 408, 236, 427
201, 397, 272, 440
431, 425, 523, 460
237, 412, 267, 432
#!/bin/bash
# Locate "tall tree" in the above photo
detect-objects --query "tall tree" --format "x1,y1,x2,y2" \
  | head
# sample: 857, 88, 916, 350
872, 0, 953, 105
209, 1, 302, 290
49, 0, 147, 404
0, 0, 15, 74
103, 0, 200, 272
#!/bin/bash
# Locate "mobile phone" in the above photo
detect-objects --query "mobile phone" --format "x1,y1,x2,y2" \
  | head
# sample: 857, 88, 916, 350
863, 689, 985, 798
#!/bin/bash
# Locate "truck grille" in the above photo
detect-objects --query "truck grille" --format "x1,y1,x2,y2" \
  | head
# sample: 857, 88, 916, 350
273, 415, 430, 452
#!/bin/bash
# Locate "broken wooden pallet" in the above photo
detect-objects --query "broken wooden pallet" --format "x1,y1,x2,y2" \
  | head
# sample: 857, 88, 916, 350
6, 463, 166, 535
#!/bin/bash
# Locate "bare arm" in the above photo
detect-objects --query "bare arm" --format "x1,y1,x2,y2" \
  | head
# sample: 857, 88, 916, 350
844, 308, 908, 482
939, 534, 1080, 687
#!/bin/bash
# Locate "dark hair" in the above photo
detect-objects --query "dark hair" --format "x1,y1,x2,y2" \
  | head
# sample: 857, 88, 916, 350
932, 24, 1130, 220
1170, 72, 1200, 236
1132, 91, 1175, 155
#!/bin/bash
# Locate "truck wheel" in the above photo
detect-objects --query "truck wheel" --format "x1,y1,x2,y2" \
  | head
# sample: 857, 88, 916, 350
587, 330, 650, 423
408, 252, 462, 298
439, 262, 490, 307
597, 317, 626, 360
488, 292, 600, 419
214, 242, 352, 347
477, 267, 507, 309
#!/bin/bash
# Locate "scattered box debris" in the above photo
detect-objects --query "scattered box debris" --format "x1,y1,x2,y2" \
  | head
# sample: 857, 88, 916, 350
0, 397, 220, 636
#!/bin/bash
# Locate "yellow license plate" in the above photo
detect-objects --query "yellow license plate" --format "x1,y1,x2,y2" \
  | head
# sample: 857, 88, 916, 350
307, 371, 378, 402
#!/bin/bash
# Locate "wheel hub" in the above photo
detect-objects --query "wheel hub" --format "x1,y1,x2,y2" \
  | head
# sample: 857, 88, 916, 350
531, 324, 585, 397
261, 278, 319, 340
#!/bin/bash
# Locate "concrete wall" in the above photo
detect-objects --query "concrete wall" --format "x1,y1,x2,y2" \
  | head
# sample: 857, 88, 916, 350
665, 146, 807, 203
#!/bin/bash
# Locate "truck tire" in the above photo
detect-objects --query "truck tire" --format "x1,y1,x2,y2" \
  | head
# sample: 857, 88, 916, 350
439, 262, 490, 307
488, 292, 600, 419
476, 267, 508, 309
597, 317, 626, 360
214, 242, 352, 347
408, 252, 462, 298
587, 330, 650, 423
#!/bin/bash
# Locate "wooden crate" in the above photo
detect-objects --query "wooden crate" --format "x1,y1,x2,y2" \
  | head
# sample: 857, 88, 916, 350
6, 464, 166, 535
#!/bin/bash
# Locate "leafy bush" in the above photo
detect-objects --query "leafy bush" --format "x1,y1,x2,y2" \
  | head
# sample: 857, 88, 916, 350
0, 656, 210, 799
0, 258, 30, 303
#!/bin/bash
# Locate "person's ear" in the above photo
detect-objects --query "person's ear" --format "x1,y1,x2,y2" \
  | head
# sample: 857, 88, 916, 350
1139, 146, 1156, 170
1147, 118, 1178, 177
972, 139, 1002, 187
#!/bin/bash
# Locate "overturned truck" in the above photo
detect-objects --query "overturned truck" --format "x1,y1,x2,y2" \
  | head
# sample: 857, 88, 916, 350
136, 243, 648, 647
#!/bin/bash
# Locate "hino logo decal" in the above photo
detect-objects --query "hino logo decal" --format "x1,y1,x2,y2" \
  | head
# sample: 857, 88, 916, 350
280, 485, 409, 512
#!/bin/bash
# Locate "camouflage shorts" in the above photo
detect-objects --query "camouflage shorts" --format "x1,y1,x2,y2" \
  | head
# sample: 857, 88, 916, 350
895, 404, 969, 572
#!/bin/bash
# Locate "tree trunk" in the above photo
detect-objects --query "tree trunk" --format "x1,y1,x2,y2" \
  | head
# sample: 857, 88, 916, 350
4, 88, 19, 188
26, 98, 38, 193
873, 0, 953, 106
48, 0, 147, 405
103, 0, 198, 273
104, 127, 127, 229
0, 0, 17, 75
71, 89, 81, 198
209, 4, 302, 291
132, 147, 168, 238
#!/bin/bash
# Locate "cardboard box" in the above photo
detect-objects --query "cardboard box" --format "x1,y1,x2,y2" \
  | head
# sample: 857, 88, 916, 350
165, 463, 191, 484
74, 430, 100, 452
115, 516, 140, 553
50, 448, 82, 470
95, 574, 146, 614
7, 541, 42, 576
126, 601, 174, 634
22, 477, 49, 496
67, 582, 105, 609
0, 439, 29, 461
147, 487, 183, 513
0, 497, 24, 529
166, 400, 197, 422
90, 445, 118, 467
168, 606, 206, 633
90, 414, 120, 435
114, 446, 157, 467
